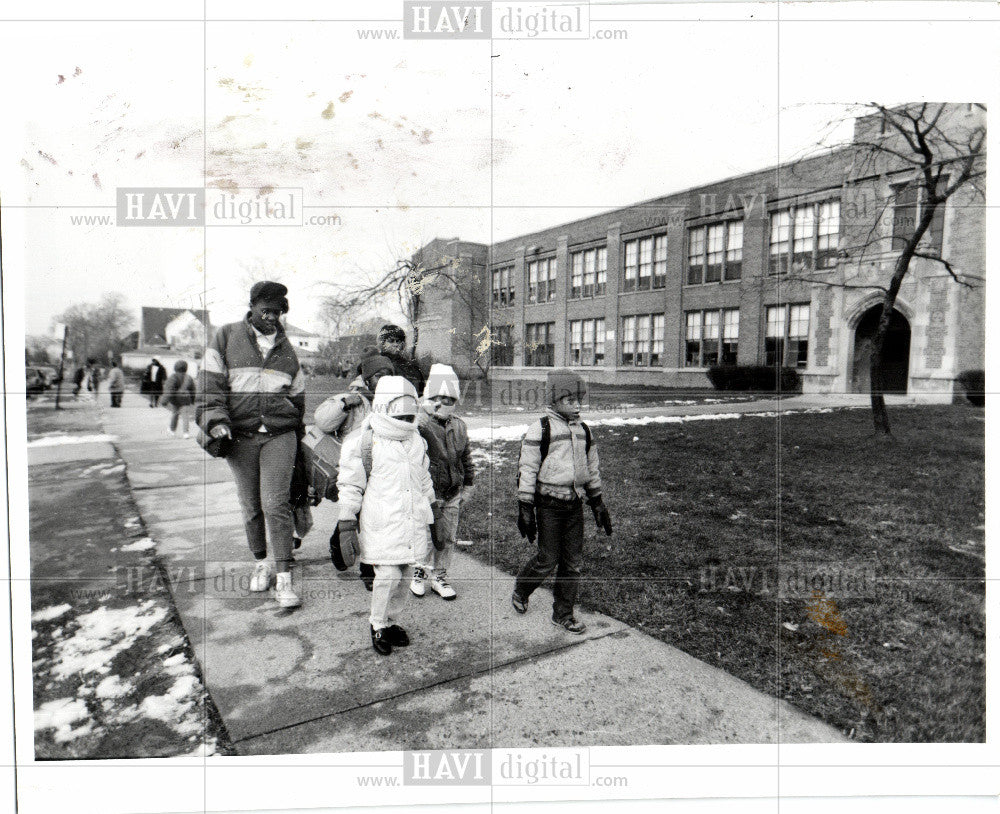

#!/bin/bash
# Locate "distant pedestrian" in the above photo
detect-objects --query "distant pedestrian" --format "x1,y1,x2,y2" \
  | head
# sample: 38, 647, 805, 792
72, 365, 87, 398
510, 370, 613, 634
160, 360, 196, 438
106, 361, 125, 408
412, 364, 474, 601
88, 361, 101, 393
336, 376, 441, 656
376, 324, 425, 394
196, 280, 306, 608
141, 358, 167, 408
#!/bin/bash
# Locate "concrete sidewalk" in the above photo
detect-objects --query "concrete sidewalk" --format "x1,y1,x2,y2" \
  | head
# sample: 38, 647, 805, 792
99, 391, 847, 752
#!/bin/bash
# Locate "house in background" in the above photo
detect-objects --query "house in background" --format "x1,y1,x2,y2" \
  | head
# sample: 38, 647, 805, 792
120, 307, 213, 375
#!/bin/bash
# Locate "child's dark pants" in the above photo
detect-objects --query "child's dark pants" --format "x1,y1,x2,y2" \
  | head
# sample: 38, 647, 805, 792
514, 493, 584, 620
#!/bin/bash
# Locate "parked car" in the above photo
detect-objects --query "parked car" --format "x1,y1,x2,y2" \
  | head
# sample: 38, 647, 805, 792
26, 367, 47, 398
35, 366, 60, 387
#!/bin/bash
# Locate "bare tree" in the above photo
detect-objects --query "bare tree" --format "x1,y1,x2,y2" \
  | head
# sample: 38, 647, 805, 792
56, 293, 135, 365
786, 103, 985, 435
321, 249, 489, 370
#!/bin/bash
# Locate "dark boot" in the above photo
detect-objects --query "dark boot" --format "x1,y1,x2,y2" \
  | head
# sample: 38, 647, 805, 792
384, 624, 410, 647
370, 625, 392, 656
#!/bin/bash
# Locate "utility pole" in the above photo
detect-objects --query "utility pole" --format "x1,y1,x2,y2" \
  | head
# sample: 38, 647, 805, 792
53, 323, 69, 410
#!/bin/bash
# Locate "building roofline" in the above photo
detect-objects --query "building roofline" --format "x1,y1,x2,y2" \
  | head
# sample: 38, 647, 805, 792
487, 144, 855, 255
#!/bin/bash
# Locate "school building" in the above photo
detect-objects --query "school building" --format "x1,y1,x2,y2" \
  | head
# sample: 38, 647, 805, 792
413, 104, 985, 399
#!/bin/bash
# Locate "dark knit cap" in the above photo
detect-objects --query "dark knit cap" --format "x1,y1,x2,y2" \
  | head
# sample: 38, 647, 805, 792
377, 324, 407, 345
174, 360, 188, 373
547, 369, 587, 404
249, 281, 289, 311
361, 354, 394, 379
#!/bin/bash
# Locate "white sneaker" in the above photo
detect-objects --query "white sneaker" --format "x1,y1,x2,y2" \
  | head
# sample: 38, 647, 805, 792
274, 572, 301, 608
430, 573, 457, 601
249, 561, 272, 592
182, 432, 190, 439
167, 429, 177, 437
410, 566, 427, 597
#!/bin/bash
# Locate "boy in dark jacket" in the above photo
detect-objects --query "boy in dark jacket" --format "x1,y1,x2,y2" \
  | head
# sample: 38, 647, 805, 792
511, 370, 612, 634
160, 360, 196, 438
412, 364, 473, 600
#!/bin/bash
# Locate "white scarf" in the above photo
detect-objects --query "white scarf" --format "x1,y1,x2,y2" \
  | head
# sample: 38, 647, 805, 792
369, 411, 417, 441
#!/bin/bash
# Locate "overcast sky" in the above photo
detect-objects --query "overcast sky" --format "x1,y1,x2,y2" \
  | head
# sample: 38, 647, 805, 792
4, 3, 996, 338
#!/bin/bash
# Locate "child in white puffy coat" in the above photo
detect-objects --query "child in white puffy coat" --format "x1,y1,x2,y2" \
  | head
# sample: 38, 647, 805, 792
336, 376, 440, 656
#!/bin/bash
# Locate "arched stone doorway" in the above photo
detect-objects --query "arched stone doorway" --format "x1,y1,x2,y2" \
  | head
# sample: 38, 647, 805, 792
851, 306, 911, 393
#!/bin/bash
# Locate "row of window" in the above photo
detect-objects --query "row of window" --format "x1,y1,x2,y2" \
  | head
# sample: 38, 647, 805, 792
491, 190, 945, 307
493, 304, 810, 369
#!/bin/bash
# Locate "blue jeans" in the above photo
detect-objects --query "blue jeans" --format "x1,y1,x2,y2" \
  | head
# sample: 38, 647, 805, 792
514, 494, 584, 620
226, 430, 296, 572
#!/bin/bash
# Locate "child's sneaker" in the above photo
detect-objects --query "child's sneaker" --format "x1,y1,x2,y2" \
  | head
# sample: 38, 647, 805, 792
410, 566, 427, 597
249, 561, 272, 592
274, 572, 301, 608
384, 624, 410, 646
430, 573, 456, 600
511, 591, 528, 614
370, 625, 392, 656
551, 614, 586, 634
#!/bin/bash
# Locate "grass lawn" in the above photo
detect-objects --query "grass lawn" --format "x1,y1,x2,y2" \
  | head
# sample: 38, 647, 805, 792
459, 405, 985, 742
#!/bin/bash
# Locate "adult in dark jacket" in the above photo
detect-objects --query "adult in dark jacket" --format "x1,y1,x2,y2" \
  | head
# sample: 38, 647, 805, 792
376, 324, 425, 394
196, 281, 306, 608
141, 359, 167, 407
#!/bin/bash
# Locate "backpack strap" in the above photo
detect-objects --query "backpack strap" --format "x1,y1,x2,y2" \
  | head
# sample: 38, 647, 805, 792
539, 415, 551, 461
360, 427, 374, 479
581, 421, 592, 455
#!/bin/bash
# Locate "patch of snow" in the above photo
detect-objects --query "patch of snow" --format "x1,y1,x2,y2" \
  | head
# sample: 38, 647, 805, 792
120, 537, 156, 552
27, 434, 117, 448
32, 604, 72, 623
184, 738, 218, 758
34, 697, 93, 743
94, 674, 131, 700
50, 601, 168, 679
157, 635, 185, 654
139, 676, 202, 736
163, 653, 186, 668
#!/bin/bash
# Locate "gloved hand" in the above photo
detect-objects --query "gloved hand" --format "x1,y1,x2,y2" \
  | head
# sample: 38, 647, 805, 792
338, 519, 359, 559
517, 500, 537, 543
430, 501, 445, 551
589, 497, 613, 536
210, 423, 232, 439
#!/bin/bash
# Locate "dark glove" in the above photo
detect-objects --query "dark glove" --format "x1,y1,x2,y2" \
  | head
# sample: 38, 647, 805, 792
517, 500, 537, 543
342, 393, 364, 408
338, 519, 360, 559
590, 497, 613, 537
430, 501, 445, 551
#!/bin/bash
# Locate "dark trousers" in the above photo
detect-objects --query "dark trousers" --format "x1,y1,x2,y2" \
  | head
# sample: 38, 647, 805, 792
514, 494, 584, 620
110, 391, 123, 407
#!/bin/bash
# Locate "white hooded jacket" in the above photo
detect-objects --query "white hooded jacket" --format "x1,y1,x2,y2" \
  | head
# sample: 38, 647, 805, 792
336, 376, 435, 565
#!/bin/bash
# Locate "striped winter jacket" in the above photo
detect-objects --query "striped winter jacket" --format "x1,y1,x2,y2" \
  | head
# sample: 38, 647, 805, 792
196, 315, 306, 436
517, 407, 602, 504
